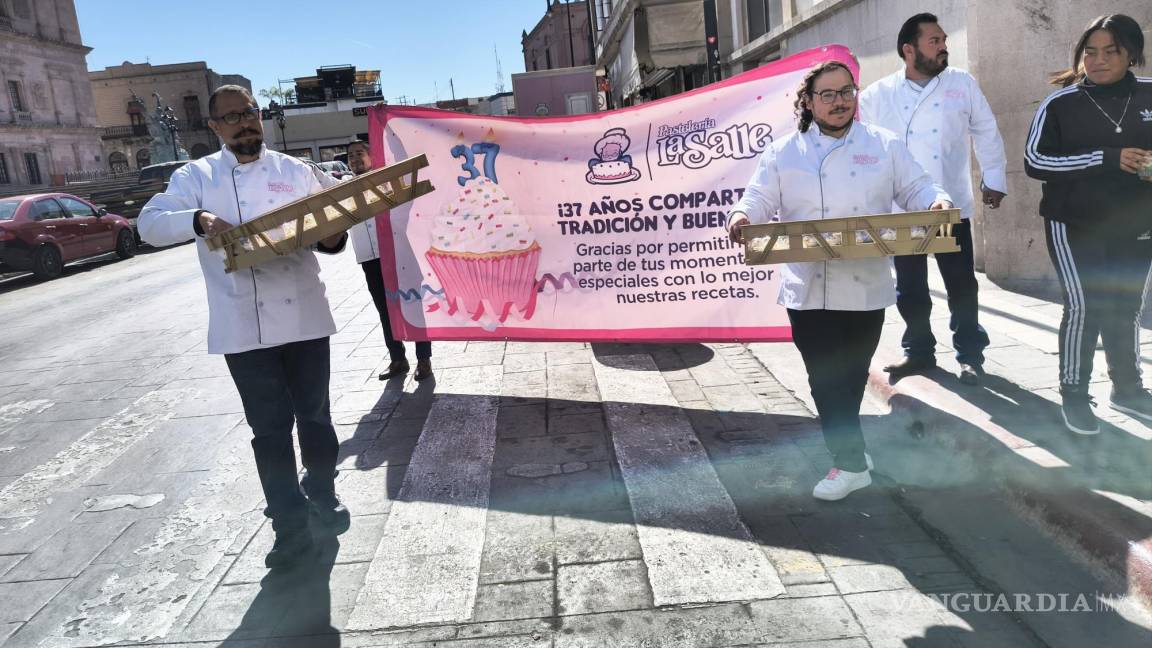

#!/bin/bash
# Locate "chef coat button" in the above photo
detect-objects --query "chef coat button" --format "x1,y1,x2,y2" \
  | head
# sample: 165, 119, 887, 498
268, 199, 274, 204
257, 301, 264, 307
239, 201, 247, 206
909, 129, 913, 134
932, 128, 938, 133
850, 171, 856, 177
284, 298, 293, 304
815, 273, 823, 279
933, 102, 939, 107
933, 155, 939, 159
903, 106, 908, 110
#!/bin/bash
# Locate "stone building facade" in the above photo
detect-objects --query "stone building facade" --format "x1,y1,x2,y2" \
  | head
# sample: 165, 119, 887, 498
0, 0, 103, 188
594, 0, 1152, 293
524, 0, 595, 72
89, 61, 251, 170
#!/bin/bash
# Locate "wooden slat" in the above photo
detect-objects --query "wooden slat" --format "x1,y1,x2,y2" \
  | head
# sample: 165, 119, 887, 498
742, 208, 961, 265
205, 154, 433, 273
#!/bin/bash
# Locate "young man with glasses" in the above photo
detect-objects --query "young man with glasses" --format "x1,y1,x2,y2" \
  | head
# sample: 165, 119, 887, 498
727, 61, 952, 501
860, 13, 1008, 386
138, 85, 351, 569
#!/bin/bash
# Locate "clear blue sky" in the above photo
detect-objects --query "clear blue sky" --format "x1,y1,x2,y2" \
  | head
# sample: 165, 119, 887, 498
76, 0, 565, 105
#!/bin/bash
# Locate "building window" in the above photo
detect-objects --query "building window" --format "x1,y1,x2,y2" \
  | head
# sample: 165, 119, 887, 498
108, 151, 129, 173
183, 95, 202, 129
8, 80, 25, 112
0, 153, 9, 184
24, 152, 41, 185
545, 48, 553, 69
746, 0, 782, 41
136, 149, 151, 169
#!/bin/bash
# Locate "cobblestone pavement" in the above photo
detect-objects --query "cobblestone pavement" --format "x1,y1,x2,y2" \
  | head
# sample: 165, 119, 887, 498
0, 243, 1147, 647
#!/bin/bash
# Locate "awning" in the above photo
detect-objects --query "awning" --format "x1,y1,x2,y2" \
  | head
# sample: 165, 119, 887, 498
644, 2, 706, 69
608, 13, 642, 101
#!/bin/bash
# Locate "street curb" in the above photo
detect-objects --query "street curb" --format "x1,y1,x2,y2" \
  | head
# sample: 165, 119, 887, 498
864, 364, 1152, 607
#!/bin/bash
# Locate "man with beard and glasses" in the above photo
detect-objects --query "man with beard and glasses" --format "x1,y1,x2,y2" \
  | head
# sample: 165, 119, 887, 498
345, 139, 433, 382
728, 61, 952, 501
138, 85, 352, 569
860, 13, 1008, 386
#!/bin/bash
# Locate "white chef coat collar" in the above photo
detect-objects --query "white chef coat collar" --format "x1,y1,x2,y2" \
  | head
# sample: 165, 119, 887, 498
219, 143, 269, 168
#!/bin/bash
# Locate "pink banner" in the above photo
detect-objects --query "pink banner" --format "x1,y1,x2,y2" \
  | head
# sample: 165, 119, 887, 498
371, 45, 858, 342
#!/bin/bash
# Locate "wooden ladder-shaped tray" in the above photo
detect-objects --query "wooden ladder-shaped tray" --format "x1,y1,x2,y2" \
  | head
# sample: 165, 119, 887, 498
742, 209, 962, 265
206, 154, 434, 273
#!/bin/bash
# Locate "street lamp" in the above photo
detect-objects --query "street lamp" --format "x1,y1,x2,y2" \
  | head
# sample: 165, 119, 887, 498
267, 100, 287, 152
157, 106, 180, 160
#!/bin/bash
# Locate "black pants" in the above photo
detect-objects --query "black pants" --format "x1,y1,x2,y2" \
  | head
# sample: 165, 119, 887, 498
893, 220, 990, 365
1045, 219, 1152, 392
225, 337, 339, 533
788, 308, 885, 473
361, 259, 431, 362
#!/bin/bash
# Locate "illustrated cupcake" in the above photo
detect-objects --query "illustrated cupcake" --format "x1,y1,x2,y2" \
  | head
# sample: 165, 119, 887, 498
425, 177, 541, 318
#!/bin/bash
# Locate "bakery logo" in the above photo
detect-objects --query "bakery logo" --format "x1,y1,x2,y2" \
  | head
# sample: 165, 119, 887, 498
853, 154, 880, 165
655, 118, 772, 170
586, 128, 641, 185
1141, 108, 1152, 122
267, 182, 295, 193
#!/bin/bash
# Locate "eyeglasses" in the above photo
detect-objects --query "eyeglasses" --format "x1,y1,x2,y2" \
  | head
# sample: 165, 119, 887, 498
213, 106, 261, 125
812, 86, 859, 104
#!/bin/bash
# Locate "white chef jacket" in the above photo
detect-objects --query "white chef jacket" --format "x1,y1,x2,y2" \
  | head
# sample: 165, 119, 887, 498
348, 199, 381, 264
732, 122, 950, 311
138, 145, 345, 355
306, 169, 380, 264
859, 66, 1007, 220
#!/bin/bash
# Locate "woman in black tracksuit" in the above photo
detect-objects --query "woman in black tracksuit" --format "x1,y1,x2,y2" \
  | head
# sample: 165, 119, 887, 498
1025, 14, 1152, 435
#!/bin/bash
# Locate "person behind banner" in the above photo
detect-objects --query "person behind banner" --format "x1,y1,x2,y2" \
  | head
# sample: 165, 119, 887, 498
1024, 14, 1152, 435
138, 85, 351, 569
345, 139, 433, 382
727, 61, 952, 501
859, 13, 1008, 386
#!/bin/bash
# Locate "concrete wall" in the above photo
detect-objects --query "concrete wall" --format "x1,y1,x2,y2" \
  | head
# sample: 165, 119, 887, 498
971, 0, 1152, 294
513, 66, 597, 116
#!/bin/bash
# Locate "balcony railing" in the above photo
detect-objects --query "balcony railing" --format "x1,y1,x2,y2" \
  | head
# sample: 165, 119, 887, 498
102, 124, 149, 139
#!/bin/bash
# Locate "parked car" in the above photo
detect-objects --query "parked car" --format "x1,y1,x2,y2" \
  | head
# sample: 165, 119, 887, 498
0, 193, 136, 279
90, 160, 191, 243
317, 160, 353, 179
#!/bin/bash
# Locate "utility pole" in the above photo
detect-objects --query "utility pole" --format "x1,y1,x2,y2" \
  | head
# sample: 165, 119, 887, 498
564, 0, 575, 67
450, 78, 456, 101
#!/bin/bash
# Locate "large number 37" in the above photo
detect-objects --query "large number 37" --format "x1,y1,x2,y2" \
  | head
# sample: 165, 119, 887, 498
452, 142, 500, 187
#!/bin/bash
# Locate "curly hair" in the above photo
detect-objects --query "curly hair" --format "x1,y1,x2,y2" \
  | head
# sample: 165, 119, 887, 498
794, 61, 855, 133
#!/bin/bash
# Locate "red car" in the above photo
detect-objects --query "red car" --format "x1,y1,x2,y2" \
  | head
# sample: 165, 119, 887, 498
0, 193, 137, 279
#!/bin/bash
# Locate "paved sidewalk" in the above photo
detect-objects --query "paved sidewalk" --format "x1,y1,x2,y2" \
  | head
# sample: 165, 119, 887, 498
752, 269, 1152, 633
0, 245, 1149, 647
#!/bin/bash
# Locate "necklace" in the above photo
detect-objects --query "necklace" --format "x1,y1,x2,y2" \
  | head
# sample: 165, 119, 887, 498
1082, 89, 1132, 133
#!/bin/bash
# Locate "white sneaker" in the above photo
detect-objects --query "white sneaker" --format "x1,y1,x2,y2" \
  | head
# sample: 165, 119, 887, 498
812, 467, 872, 501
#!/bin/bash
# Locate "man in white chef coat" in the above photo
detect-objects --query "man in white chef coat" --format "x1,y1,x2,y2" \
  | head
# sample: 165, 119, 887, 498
860, 13, 1008, 386
728, 61, 952, 501
139, 85, 351, 569
345, 139, 433, 382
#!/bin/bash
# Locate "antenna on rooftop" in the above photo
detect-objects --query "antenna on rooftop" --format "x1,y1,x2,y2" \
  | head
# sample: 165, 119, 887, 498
494, 44, 506, 94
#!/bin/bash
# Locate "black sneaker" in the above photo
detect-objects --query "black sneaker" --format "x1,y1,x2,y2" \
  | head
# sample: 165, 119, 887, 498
265, 529, 314, 569
1061, 392, 1099, 435
1109, 387, 1152, 423
883, 356, 937, 379
310, 495, 351, 534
